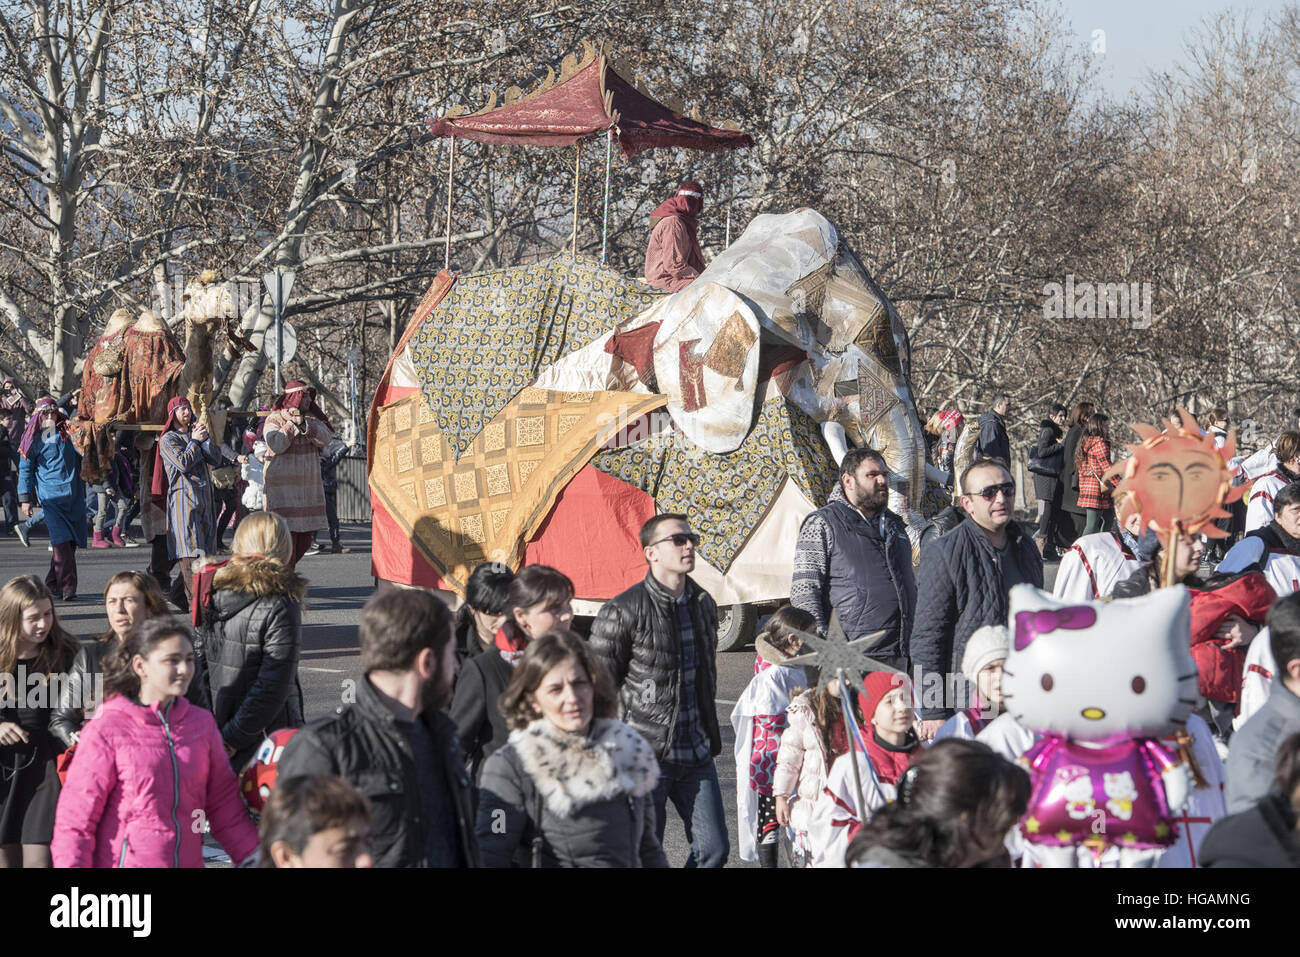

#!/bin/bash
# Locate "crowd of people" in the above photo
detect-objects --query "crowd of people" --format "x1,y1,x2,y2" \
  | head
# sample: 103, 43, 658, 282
0, 379, 356, 606
2, 376, 1300, 870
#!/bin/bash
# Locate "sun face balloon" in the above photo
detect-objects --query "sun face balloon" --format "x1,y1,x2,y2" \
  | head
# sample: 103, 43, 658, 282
1104, 407, 1246, 538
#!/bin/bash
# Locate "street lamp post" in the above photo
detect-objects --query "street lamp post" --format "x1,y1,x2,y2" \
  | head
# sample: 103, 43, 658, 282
262, 268, 296, 393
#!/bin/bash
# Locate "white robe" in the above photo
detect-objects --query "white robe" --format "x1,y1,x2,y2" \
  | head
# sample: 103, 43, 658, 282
729, 662, 807, 862
976, 712, 1039, 761
1156, 714, 1227, 868
807, 750, 894, 868
975, 713, 1042, 865
934, 711, 978, 742
1053, 532, 1139, 601
1233, 443, 1276, 482
1236, 628, 1278, 731
1245, 472, 1287, 533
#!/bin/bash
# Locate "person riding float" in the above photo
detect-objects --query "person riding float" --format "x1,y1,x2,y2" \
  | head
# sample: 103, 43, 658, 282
644, 180, 706, 293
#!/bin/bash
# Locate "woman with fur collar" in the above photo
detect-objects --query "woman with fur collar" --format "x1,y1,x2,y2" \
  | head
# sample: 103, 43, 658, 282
200, 511, 306, 771
475, 631, 668, 868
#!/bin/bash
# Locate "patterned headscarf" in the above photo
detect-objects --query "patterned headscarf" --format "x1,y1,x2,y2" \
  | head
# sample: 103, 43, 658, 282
18, 397, 66, 459
271, 380, 331, 428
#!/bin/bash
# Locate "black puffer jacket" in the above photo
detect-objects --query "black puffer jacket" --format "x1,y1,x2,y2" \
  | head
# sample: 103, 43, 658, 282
909, 518, 1043, 720
277, 675, 480, 868
202, 558, 306, 769
588, 572, 721, 762
49, 638, 111, 748
476, 718, 668, 868
976, 410, 1010, 464
452, 609, 491, 671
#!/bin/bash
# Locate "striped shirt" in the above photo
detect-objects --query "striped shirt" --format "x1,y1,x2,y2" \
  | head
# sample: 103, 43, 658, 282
159, 430, 222, 559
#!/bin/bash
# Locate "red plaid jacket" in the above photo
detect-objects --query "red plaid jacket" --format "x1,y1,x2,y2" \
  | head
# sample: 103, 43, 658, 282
1076, 435, 1114, 510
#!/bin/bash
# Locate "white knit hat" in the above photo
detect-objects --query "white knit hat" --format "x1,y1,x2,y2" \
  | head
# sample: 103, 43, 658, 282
961, 625, 1010, 685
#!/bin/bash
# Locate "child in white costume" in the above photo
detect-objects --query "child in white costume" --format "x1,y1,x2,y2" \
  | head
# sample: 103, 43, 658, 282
730, 608, 809, 867
240, 439, 268, 511
808, 672, 920, 868
935, 625, 1008, 741
1236, 627, 1277, 731
774, 680, 862, 868
1054, 502, 1142, 601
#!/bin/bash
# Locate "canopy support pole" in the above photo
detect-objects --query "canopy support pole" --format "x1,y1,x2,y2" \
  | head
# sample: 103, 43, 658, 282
601, 129, 613, 264
572, 143, 581, 258
444, 137, 456, 271
725, 203, 732, 247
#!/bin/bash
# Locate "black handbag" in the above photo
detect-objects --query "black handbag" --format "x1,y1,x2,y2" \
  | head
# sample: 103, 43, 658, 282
1027, 442, 1055, 477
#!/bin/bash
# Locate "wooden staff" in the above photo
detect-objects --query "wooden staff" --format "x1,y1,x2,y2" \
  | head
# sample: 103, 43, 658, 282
838, 669, 868, 824
1161, 521, 1182, 588
110, 410, 272, 432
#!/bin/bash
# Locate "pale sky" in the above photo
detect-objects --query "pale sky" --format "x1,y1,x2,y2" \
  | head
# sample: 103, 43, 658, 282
1056, 0, 1294, 99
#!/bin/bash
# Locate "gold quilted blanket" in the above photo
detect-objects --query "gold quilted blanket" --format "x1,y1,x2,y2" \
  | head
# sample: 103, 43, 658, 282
370, 386, 666, 594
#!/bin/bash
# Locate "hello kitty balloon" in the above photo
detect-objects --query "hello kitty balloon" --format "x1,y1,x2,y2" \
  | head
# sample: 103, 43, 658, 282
1003, 584, 1197, 867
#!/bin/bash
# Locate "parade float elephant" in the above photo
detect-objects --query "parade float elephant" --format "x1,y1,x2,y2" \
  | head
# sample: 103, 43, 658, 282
368, 209, 937, 648
689, 209, 932, 549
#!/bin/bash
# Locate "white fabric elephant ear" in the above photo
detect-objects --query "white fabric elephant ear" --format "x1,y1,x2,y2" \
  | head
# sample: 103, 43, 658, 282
649, 281, 761, 453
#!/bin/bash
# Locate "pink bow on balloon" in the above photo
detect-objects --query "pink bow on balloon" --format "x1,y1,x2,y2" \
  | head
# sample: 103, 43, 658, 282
1014, 606, 1098, 651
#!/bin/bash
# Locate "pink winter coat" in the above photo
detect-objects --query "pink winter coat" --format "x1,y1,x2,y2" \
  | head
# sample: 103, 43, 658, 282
774, 691, 831, 835
52, 694, 259, 868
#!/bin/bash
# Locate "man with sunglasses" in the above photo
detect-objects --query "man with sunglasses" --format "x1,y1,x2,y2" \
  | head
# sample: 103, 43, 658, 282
910, 458, 1043, 741
792, 447, 916, 671
590, 513, 729, 867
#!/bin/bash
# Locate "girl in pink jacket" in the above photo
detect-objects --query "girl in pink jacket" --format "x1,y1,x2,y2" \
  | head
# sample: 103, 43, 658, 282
52, 617, 259, 868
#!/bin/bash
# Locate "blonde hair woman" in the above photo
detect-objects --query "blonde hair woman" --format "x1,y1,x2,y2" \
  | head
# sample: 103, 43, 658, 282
201, 511, 306, 770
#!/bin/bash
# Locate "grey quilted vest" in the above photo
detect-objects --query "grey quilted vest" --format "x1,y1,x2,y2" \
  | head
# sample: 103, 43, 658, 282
819, 500, 915, 656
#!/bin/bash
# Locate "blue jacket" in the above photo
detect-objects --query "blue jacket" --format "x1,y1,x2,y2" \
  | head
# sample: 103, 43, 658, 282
18, 432, 86, 547
18, 433, 82, 505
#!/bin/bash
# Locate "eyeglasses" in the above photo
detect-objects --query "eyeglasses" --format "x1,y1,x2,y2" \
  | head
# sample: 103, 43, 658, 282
968, 482, 1015, 501
650, 532, 700, 548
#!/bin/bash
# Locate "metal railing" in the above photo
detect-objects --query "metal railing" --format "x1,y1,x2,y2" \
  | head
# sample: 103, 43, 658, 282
336, 456, 372, 523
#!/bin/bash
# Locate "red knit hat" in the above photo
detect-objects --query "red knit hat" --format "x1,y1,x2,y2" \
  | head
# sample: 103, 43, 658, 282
860, 670, 910, 718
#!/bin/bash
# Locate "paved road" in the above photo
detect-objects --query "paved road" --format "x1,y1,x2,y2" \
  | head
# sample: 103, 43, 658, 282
0, 522, 1058, 867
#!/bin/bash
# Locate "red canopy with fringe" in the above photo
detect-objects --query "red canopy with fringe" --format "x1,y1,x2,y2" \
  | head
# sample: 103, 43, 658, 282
427, 54, 753, 159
